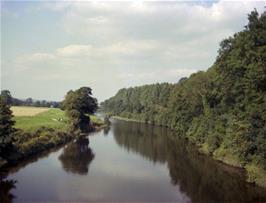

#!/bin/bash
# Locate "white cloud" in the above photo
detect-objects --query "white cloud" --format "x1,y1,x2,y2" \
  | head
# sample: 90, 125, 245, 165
3, 1, 265, 101
56, 44, 93, 57
21, 40, 160, 60
118, 68, 198, 84
25, 53, 55, 61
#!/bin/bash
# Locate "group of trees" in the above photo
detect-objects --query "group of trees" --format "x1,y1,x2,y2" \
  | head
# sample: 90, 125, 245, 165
1, 90, 61, 108
101, 9, 266, 184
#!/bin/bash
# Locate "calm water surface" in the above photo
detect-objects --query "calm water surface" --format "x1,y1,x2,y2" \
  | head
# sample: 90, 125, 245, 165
2, 119, 266, 203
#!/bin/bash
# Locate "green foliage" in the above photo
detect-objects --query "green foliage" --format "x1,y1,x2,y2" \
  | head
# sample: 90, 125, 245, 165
62, 87, 98, 133
12, 127, 72, 157
101, 10, 266, 187
58, 138, 94, 175
0, 90, 12, 105
0, 96, 15, 155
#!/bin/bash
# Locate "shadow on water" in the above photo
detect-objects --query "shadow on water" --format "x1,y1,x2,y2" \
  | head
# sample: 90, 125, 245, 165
112, 120, 266, 203
58, 137, 94, 175
0, 145, 65, 203
0, 175, 16, 203
103, 126, 111, 136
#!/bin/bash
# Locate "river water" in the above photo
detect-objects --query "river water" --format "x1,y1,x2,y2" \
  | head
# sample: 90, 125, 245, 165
2, 119, 266, 203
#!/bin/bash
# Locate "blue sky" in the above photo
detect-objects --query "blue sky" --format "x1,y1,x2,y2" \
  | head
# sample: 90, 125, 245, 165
1, 1, 265, 102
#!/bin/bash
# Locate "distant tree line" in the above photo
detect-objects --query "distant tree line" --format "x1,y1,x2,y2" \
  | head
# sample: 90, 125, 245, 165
101, 10, 266, 186
0, 90, 61, 108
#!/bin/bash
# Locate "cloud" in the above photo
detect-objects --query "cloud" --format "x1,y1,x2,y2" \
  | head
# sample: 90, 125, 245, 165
56, 44, 93, 57
42, 1, 265, 68
2, 1, 265, 101
54, 40, 159, 58
48, 1, 264, 41
19, 53, 55, 62
118, 68, 198, 85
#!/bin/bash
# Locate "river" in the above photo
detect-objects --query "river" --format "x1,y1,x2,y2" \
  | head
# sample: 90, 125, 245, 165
1, 119, 266, 203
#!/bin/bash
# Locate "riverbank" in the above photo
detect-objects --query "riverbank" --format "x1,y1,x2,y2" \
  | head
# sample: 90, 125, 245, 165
112, 116, 146, 123
0, 107, 107, 169
110, 115, 266, 188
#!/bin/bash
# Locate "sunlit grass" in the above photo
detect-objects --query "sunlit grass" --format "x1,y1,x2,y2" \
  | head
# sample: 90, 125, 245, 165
13, 106, 104, 132
11, 106, 50, 116
14, 108, 68, 132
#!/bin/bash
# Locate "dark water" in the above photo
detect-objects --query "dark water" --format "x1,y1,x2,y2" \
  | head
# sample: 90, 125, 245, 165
1, 119, 266, 203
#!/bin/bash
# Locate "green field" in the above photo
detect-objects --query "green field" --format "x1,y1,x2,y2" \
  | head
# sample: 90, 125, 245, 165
13, 106, 104, 132
14, 108, 68, 132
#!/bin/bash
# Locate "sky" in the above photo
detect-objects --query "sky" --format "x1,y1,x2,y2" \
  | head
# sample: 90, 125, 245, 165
1, 0, 265, 102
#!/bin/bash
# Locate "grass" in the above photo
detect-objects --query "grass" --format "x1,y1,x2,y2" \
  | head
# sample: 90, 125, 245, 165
90, 115, 105, 125
11, 106, 50, 116
112, 115, 144, 123
13, 107, 68, 132
12, 106, 104, 132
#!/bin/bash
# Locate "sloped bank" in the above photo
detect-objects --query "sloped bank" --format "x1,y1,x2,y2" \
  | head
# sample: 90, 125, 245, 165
0, 122, 107, 169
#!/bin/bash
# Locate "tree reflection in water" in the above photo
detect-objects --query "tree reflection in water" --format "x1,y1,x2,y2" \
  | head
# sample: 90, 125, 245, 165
59, 137, 94, 175
113, 121, 266, 203
0, 175, 16, 203
103, 126, 111, 136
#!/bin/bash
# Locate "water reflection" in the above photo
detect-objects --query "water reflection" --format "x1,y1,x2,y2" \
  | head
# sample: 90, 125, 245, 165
59, 137, 94, 175
0, 176, 16, 203
103, 126, 111, 136
113, 120, 266, 203
3, 120, 266, 203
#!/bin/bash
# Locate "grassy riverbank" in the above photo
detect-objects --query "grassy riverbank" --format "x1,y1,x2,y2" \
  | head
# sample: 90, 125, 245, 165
112, 116, 145, 123
12, 106, 104, 132
0, 106, 105, 168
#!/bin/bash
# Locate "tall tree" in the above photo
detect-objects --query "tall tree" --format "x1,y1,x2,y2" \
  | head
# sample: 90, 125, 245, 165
25, 98, 33, 106
0, 90, 12, 105
62, 87, 98, 133
0, 96, 15, 156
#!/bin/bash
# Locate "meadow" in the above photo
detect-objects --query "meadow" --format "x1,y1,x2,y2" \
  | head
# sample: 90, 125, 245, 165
12, 106, 104, 132
12, 107, 68, 132
11, 106, 50, 116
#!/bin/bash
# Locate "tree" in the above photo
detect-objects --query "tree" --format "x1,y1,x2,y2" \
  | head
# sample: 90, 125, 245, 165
59, 137, 94, 175
0, 90, 12, 105
62, 87, 98, 133
0, 96, 15, 156
25, 98, 33, 106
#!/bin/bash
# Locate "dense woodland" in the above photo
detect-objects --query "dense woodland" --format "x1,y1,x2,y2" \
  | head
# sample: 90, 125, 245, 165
101, 10, 266, 186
